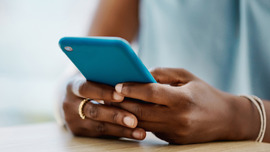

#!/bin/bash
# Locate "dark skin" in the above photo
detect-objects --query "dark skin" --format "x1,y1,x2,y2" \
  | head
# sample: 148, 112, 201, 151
112, 68, 270, 144
62, 0, 270, 144
63, 75, 145, 139
63, 0, 144, 140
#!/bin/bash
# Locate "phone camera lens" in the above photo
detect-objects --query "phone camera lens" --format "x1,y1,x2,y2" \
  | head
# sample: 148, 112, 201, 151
64, 46, 73, 51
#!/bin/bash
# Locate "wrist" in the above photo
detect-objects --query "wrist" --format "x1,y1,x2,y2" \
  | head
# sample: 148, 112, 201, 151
226, 94, 260, 141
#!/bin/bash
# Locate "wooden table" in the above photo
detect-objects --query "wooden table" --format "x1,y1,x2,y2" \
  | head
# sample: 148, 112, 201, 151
1, 122, 270, 152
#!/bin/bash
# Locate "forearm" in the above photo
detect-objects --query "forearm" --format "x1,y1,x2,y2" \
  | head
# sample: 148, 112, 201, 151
88, 0, 139, 43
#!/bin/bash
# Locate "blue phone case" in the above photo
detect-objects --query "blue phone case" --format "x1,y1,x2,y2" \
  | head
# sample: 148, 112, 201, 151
59, 37, 156, 86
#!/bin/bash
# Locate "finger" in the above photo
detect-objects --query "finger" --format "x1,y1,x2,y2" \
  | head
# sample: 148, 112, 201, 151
111, 100, 168, 122
115, 82, 180, 106
82, 120, 146, 140
138, 121, 167, 132
150, 67, 195, 84
83, 101, 138, 128
70, 76, 124, 102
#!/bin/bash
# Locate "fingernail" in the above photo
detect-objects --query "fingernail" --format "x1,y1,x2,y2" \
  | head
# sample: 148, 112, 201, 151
115, 83, 123, 93
123, 116, 135, 128
113, 92, 124, 101
132, 130, 143, 139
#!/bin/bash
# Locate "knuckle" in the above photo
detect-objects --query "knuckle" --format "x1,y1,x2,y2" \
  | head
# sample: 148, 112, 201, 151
77, 79, 89, 97
112, 111, 120, 124
64, 114, 73, 124
175, 89, 195, 108
122, 84, 132, 95
118, 127, 130, 138
62, 102, 74, 123
96, 122, 106, 134
146, 84, 159, 100
184, 92, 195, 107
86, 104, 99, 119
175, 113, 193, 133
174, 126, 192, 144
62, 101, 70, 113
134, 105, 143, 119
185, 90, 194, 102
97, 88, 106, 99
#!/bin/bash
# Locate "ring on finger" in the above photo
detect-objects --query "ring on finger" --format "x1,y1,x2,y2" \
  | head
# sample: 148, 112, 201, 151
78, 98, 91, 119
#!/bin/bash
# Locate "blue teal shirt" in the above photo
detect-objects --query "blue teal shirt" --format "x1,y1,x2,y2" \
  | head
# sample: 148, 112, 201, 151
138, 0, 270, 100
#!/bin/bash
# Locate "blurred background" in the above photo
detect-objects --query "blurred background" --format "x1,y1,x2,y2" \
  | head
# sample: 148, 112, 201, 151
0, 0, 98, 126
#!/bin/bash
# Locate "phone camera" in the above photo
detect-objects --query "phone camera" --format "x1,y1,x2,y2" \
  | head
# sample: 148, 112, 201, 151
64, 46, 73, 51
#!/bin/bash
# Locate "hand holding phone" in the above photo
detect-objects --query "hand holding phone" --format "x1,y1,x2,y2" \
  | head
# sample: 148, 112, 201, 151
59, 37, 151, 140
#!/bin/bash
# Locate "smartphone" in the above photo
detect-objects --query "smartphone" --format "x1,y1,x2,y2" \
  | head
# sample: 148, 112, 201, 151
59, 37, 156, 86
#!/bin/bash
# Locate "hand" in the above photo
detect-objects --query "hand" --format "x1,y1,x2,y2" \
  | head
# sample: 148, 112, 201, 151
112, 68, 260, 144
61, 74, 146, 140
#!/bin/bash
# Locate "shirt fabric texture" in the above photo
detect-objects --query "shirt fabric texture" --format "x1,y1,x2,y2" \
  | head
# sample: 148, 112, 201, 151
138, 0, 270, 100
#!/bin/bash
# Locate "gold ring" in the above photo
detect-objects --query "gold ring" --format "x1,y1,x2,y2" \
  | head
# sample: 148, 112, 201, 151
78, 98, 90, 119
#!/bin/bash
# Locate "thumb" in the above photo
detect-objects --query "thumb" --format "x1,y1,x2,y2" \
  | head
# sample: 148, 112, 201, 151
150, 68, 195, 84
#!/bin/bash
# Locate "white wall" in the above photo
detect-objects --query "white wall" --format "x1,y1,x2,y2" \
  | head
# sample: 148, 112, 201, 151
0, 0, 98, 126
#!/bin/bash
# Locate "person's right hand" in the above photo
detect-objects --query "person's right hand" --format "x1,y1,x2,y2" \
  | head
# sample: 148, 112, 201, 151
62, 75, 146, 140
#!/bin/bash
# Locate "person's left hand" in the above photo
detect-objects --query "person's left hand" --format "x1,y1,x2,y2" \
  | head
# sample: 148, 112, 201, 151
109, 68, 259, 144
